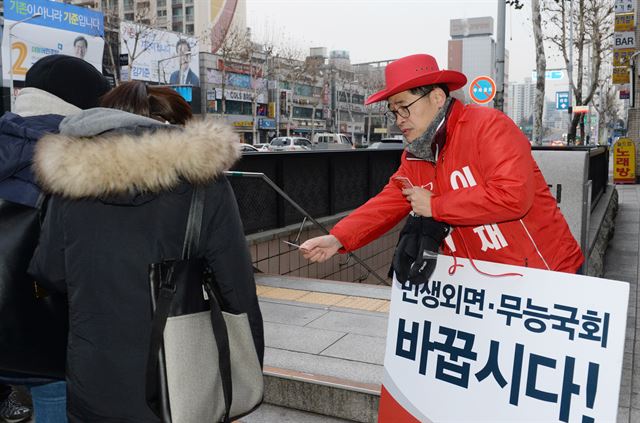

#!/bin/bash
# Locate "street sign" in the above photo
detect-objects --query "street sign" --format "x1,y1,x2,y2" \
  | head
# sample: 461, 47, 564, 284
615, 31, 636, 48
555, 91, 569, 110
531, 70, 564, 80
613, 66, 630, 84
468, 76, 496, 104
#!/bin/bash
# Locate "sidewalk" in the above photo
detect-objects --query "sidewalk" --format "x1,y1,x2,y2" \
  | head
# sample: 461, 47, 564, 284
609, 184, 640, 422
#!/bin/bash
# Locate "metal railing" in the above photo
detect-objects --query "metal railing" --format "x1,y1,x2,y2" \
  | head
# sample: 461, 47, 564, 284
225, 169, 390, 285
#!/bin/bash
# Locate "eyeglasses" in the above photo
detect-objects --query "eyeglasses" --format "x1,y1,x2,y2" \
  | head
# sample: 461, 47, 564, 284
385, 91, 431, 123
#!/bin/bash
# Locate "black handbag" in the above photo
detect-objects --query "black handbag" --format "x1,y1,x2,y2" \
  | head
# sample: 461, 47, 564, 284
0, 196, 67, 379
145, 186, 263, 423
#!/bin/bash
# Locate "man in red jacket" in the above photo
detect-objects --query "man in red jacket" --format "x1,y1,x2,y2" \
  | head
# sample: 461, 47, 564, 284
301, 54, 583, 274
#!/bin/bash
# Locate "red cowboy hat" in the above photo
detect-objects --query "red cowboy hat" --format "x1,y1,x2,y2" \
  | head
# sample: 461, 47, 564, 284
365, 54, 467, 105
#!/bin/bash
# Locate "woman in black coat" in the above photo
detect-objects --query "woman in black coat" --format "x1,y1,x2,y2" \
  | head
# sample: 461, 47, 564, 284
28, 84, 263, 422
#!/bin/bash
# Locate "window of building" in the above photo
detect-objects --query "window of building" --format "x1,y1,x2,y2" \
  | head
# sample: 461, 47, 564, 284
173, 6, 183, 16
124, 12, 134, 20
157, 0, 166, 6
172, 22, 182, 32
185, 6, 193, 18
123, 0, 133, 9
157, 9, 167, 17
186, 24, 194, 34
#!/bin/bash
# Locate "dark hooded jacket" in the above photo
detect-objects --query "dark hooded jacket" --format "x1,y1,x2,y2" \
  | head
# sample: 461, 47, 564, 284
28, 108, 263, 422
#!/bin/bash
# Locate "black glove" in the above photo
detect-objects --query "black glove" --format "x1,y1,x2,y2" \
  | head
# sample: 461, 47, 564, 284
392, 215, 450, 285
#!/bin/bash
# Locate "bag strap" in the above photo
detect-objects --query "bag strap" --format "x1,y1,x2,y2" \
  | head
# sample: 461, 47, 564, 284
205, 283, 232, 423
181, 185, 205, 260
145, 265, 176, 423
145, 185, 204, 422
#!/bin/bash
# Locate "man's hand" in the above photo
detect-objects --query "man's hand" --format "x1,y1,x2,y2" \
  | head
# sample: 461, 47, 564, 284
300, 235, 343, 263
402, 187, 433, 217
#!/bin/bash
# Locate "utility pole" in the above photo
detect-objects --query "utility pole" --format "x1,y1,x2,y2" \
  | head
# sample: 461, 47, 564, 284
494, 0, 506, 111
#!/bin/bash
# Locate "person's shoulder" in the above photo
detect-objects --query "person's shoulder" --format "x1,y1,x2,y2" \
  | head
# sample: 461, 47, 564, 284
461, 103, 515, 127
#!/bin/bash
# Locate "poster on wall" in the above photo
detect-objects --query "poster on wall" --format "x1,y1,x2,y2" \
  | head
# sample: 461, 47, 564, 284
380, 256, 629, 422
120, 21, 199, 85
1, 0, 104, 84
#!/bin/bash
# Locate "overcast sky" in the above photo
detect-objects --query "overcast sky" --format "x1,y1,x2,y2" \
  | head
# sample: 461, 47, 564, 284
246, 0, 557, 84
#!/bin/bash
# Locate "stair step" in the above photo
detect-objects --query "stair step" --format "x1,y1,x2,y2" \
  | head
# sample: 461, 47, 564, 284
263, 366, 380, 423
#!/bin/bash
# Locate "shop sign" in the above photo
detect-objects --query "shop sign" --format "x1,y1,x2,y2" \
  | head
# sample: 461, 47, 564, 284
217, 88, 266, 104
615, 0, 635, 14
613, 48, 636, 67
613, 67, 630, 84
258, 119, 276, 129
216, 58, 263, 77
374, 128, 388, 134
614, 138, 636, 184
233, 121, 253, 128
615, 12, 635, 32
614, 31, 636, 48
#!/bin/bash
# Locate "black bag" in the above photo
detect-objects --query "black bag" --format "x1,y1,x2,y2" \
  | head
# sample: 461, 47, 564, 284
145, 186, 263, 423
391, 215, 451, 285
0, 197, 67, 379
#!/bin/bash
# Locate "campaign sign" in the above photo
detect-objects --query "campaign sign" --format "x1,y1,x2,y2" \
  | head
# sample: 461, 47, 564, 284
468, 76, 496, 104
379, 256, 629, 422
1, 0, 104, 83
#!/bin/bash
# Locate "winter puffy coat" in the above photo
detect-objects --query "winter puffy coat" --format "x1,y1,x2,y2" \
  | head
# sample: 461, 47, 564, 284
0, 87, 80, 207
28, 109, 264, 422
331, 99, 583, 273
0, 88, 79, 386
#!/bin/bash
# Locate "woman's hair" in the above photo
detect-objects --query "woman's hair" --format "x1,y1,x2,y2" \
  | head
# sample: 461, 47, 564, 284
100, 81, 193, 125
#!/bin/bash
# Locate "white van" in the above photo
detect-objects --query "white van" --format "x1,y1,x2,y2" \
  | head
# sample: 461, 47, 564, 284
312, 133, 354, 150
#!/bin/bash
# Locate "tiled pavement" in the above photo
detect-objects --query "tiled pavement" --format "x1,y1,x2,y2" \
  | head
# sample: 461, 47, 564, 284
611, 184, 640, 423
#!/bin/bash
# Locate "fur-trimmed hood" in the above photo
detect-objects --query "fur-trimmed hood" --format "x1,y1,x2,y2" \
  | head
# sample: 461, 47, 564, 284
34, 109, 241, 199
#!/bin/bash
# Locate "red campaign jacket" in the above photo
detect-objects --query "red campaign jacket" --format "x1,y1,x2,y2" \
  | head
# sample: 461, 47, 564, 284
331, 100, 584, 273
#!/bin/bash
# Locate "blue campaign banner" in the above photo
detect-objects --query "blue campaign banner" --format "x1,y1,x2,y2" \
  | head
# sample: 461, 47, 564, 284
5, 0, 103, 36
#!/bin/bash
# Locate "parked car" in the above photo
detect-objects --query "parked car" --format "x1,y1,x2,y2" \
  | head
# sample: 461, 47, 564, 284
367, 138, 404, 150
253, 143, 270, 151
311, 133, 354, 150
269, 137, 313, 151
238, 143, 260, 152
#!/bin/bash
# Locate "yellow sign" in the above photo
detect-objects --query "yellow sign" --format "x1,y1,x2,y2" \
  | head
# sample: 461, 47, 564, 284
373, 128, 388, 134
615, 12, 635, 31
268, 102, 276, 118
614, 138, 636, 184
613, 66, 631, 84
614, 48, 636, 66
233, 121, 253, 128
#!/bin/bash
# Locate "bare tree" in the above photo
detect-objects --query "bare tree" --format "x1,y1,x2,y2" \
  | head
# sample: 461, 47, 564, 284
545, 0, 614, 144
594, 82, 620, 144
214, 25, 251, 116
531, 0, 547, 145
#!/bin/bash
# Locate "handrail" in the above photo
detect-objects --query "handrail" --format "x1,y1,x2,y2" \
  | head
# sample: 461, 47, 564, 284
224, 170, 390, 286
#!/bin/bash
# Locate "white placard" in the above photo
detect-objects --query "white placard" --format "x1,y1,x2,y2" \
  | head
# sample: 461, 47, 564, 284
381, 255, 629, 422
